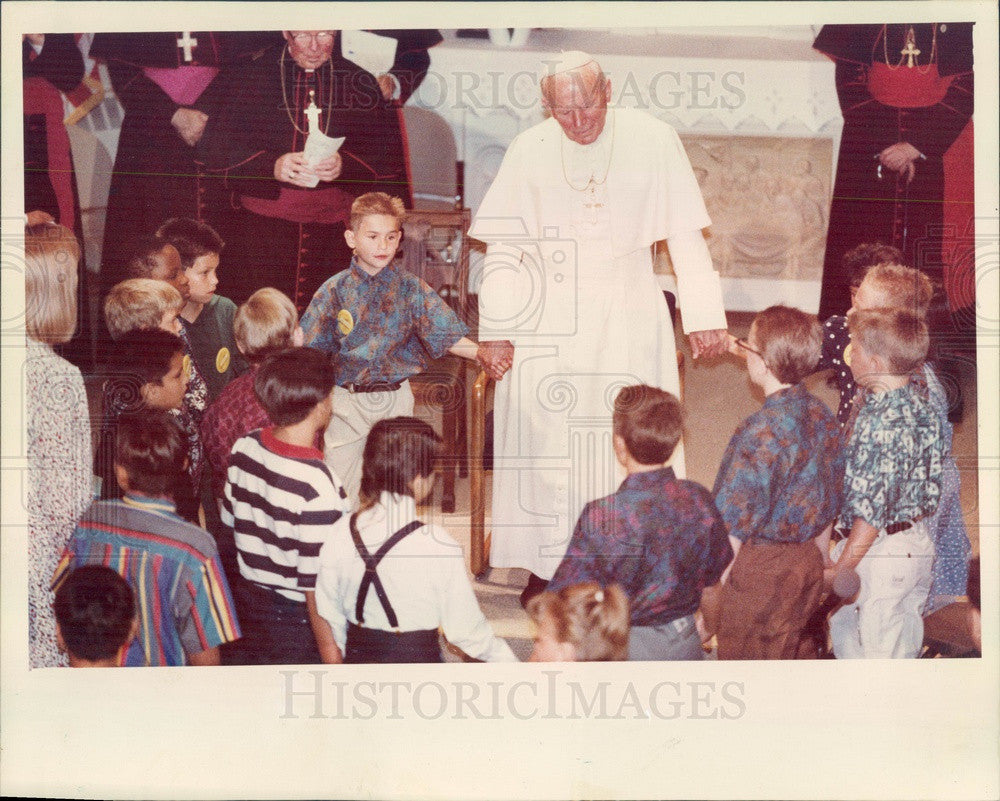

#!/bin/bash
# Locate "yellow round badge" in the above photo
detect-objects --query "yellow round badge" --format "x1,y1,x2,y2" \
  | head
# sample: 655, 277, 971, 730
337, 309, 355, 336
216, 347, 231, 374
843, 342, 853, 368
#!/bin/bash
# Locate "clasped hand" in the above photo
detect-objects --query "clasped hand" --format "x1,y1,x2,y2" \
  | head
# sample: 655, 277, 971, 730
878, 142, 922, 184
274, 151, 343, 187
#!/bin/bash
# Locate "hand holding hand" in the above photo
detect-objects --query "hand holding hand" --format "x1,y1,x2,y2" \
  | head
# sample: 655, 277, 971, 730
688, 328, 729, 360
171, 107, 209, 147
274, 152, 317, 187
477, 340, 515, 381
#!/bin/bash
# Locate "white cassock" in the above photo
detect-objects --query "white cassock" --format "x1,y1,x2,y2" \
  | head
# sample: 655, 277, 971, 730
469, 108, 726, 579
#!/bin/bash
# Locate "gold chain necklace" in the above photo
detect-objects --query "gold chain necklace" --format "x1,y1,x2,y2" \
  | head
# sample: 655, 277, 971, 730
559, 109, 616, 192
279, 45, 333, 136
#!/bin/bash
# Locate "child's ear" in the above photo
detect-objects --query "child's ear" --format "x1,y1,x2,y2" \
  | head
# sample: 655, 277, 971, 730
344, 228, 357, 250
612, 433, 629, 466
292, 326, 305, 347
114, 463, 131, 493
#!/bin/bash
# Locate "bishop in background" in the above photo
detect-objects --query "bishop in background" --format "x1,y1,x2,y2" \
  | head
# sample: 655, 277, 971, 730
470, 51, 729, 603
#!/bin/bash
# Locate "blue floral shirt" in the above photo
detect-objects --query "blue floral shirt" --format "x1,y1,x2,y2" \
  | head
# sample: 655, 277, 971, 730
713, 383, 845, 544
301, 259, 468, 385
839, 381, 945, 530
548, 467, 732, 627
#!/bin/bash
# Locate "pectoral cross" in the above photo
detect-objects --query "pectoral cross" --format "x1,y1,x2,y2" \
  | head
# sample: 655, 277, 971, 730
177, 31, 198, 63
304, 90, 321, 134
901, 27, 921, 68
584, 179, 603, 223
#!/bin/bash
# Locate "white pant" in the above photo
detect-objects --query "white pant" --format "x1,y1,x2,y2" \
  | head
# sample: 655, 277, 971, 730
829, 521, 934, 659
324, 382, 414, 505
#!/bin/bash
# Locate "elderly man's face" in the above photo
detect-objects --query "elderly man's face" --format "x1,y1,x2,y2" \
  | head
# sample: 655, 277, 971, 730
542, 69, 612, 145
284, 30, 335, 70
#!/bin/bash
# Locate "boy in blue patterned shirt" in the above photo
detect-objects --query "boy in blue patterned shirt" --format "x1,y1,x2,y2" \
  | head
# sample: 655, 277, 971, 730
713, 306, 844, 660
826, 308, 943, 658
301, 192, 512, 502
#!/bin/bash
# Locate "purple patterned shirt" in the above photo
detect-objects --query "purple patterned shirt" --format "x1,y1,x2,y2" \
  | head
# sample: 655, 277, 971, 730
548, 467, 732, 627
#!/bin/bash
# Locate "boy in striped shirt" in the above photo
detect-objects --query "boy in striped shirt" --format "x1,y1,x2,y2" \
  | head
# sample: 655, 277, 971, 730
222, 347, 347, 665
52, 412, 240, 666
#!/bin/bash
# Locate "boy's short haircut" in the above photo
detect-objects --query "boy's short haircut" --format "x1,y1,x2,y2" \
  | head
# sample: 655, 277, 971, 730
254, 347, 336, 427
752, 305, 823, 385
349, 191, 406, 231
612, 384, 683, 465
114, 410, 188, 498
860, 262, 935, 316
54, 565, 136, 662
527, 582, 630, 662
359, 416, 441, 508
104, 278, 183, 340
24, 223, 81, 345
842, 242, 905, 290
125, 235, 172, 279
234, 288, 299, 364
157, 217, 225, 268
848, 307, 929, 374
103, 330, 186, 419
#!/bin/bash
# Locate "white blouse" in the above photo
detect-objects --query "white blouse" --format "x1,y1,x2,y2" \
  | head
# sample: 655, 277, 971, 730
316, 491, 517, 662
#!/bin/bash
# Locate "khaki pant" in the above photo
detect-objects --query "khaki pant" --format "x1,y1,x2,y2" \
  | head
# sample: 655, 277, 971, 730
324, 382, 414, 505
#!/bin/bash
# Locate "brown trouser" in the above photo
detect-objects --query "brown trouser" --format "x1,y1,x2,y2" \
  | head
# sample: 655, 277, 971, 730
717, 538, 824, 660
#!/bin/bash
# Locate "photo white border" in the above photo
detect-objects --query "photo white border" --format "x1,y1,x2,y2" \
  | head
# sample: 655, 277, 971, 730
2, 2, 997, 798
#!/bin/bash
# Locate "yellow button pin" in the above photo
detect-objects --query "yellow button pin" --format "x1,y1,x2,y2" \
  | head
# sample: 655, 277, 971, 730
337, 309, 355, 336
216, 347, 231, 374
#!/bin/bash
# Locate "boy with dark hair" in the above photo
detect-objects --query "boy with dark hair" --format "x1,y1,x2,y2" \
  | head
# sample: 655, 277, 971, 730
713, 305, 845, 660
124, 235, 190, 301
158, 217, 247, 400
301, 191, 512, 502
53, 412, 240, 666
54, 566, 138, 668
826, 308, 944, 658
222, 347, 348, 664
546, 384, 732, 660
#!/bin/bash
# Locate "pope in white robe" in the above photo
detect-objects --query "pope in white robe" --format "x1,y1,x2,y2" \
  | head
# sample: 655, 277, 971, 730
469, 53, 728, 588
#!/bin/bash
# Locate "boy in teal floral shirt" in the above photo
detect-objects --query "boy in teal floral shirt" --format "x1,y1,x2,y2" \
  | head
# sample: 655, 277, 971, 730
301, 192, 513, 502
827, 308, 943, 658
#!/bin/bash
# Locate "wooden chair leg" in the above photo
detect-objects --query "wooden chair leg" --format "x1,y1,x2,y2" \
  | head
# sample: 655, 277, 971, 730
440, 377, 457, 513
469, 371, 489, 577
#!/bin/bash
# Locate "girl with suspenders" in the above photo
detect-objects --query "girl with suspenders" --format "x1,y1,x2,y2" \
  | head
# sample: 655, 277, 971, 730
315, 418, 517, 664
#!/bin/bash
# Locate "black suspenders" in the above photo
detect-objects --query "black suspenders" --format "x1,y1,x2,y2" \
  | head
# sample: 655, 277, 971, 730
349, 513, 424, 628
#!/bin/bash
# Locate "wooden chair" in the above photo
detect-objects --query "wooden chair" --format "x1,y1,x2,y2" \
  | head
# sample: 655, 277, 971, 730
406, 208, 472, 513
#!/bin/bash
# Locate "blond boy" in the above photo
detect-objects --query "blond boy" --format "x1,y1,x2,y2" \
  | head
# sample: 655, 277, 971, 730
300, 192, 512, 502
827, 309, 943, 658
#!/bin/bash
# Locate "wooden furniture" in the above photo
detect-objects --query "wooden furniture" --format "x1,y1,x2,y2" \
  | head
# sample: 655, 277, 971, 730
406, 208, 472, 514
